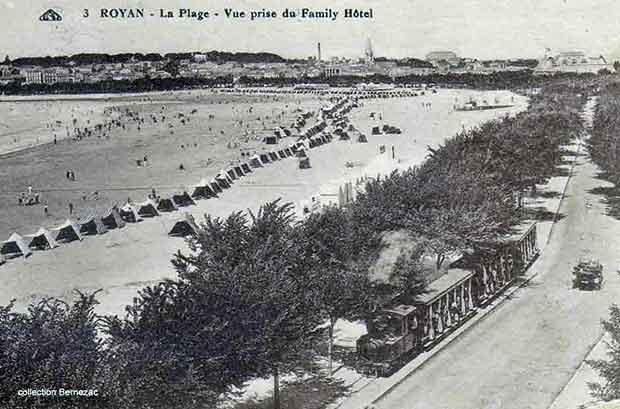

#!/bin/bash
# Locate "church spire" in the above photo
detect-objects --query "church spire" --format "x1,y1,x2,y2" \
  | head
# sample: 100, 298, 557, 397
364, 37, 374, 65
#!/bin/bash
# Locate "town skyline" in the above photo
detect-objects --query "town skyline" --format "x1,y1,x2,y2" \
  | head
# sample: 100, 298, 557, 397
3, 0, 620, 61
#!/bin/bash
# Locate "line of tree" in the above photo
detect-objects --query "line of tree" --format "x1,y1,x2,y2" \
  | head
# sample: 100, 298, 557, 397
239, 70, 599, 91
0, 68, 604, 97
588, 80, 620, 186
353, 86, 585, 269
587, 304, 620, 401
585, 81, 620, 402
0, 82, 588, 409
2, 51, 290, 67
0, 76, 233, 96
0, 202, 377, 409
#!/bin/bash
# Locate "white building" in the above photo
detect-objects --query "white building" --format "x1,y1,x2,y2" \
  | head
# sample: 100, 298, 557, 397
535, 49, 612, 73
426, 51, 460, 67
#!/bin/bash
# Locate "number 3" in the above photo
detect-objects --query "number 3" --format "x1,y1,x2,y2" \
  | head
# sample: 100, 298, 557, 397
83, 9, 89, 17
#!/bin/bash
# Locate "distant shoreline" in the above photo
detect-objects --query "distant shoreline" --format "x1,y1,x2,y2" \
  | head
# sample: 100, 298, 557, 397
0, 89, 211, 103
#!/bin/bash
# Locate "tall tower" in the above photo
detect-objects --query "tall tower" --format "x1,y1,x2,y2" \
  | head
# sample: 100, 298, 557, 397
364, 37, 374, 65
317, 42, 322, 62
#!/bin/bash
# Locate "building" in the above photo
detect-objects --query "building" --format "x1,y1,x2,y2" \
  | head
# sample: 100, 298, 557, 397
426, 51, 460, 67
0, 67, 24, 85
324, 66, 341, 77
535, 49, 612, 74
23, 69, 43, 84
364, 38, 375, 65
388, 65, 435, 77
324, 63, 374, 77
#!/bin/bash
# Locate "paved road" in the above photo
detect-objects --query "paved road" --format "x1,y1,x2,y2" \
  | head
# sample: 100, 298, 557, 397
376, 102, 620, 409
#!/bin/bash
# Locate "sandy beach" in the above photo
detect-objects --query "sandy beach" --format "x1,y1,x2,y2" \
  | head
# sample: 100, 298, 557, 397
0, 88, 527, 316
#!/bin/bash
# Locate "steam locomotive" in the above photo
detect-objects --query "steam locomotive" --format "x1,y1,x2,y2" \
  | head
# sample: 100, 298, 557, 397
357, 222, 539, 376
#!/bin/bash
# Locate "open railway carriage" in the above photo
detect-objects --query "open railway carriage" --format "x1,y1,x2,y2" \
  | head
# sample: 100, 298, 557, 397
357, 222, 539, 376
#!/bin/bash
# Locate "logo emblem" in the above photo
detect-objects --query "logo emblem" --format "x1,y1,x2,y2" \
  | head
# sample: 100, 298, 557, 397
39, 9, 63, 21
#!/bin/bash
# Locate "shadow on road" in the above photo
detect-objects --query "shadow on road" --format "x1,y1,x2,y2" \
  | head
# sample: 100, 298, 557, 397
521, 206, 566, 222
529, 190, 562, 199
551, 167, 571, 177
587, 185, 620, 220
513, 275, 544, 289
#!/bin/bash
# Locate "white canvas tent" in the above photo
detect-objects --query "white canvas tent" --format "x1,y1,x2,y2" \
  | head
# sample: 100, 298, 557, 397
172, 191, 196, 207
209, 179, 223, 193
215, 176, 231, 190
79, 214, 108, 235
249, 154, 263, 168
1, 233, 32, 258
241, 162, 252, 173
137, 199, 161, 217
157, 197, 178, 212
233, 166, 245, 178
101, 206, 126, 229
191, 179, 217, 199
120, 203, 143, 223
26, 227, 59, 250
218, 170, 234, 185
259, 153, 271, 164
168, 213, 201, 237
52, 219, 83, 243
226, 168, 238, 181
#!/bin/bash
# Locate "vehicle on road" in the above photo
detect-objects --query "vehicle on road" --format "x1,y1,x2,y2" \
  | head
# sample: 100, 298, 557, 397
357, 222, 540, 376
572, 258, 603, 290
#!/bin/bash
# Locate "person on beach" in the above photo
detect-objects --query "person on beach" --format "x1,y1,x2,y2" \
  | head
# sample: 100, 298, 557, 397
44, 203, 48, 216
68, 202, 73, 215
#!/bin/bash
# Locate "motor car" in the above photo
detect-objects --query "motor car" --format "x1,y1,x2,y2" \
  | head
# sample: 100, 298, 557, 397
573, 258, 604, 290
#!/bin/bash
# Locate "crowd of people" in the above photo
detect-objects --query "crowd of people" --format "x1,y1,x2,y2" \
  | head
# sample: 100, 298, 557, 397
5, 93, 335, 248
17, 187, 40, 206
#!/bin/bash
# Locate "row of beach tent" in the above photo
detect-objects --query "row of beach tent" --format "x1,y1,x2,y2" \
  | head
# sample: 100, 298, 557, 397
0, 206, 202, 263
0, 100, 356, 266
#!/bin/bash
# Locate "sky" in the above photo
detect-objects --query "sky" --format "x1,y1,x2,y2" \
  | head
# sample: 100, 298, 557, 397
2, 0, 620, 61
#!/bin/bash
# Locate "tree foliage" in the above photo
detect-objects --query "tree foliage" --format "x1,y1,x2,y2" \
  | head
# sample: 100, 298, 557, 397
300, 206, 372, 374
0, 292, 104, 409
587, 304, 620, 401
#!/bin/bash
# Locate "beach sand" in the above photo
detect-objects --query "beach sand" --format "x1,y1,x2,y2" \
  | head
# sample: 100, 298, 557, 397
0, 88, 527, 316
0, 91, 323, 238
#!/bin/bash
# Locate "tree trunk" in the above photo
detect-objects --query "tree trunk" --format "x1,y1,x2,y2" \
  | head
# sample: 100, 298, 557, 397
328, 320, 335, 377
273, 366, 280, 409
436, 254, 445, 270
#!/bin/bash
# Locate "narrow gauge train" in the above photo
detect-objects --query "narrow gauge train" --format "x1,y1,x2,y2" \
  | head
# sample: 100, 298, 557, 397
356, 222, 539, 376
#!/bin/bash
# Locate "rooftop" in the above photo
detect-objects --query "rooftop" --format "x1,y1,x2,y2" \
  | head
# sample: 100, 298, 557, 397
414, 268, 475, 305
